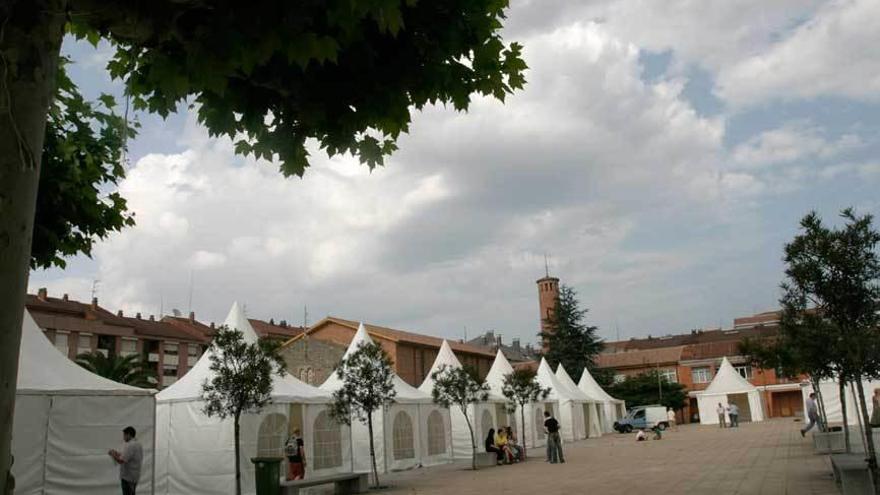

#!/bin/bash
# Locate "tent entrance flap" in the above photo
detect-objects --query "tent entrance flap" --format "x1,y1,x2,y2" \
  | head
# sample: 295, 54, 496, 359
728, 393, 752, 422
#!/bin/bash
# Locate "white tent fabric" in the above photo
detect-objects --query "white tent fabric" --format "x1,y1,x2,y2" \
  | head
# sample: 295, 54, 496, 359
155, 303, 341, 495
536, 358, 586, 442
418, 340, 502, 459
320, 323, 451, 473
696, 357, 764, 424
578, 368, 626, 433
13, 309, 156, 495
802, 379, 880, 425
483, 350, 544, 449
555, 365, 602, 438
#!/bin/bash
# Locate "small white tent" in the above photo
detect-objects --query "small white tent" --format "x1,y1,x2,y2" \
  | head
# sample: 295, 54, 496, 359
320, 323, 451, 473
536, 358, 585, 442
483, 350, 550, 449
801, 379, 880, 425
578, 368, 626, 433
419, 340, 502, 459
155, 303, 342, 495
555, 365, 602, 439
13, 309, 156, 495
696, 357, 764, 424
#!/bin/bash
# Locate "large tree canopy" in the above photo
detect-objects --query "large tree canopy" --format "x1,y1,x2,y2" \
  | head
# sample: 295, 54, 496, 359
540, 285, 605, 380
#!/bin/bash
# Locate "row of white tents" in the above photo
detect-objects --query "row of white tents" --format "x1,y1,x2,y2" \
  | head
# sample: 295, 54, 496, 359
12, 303, 626, 495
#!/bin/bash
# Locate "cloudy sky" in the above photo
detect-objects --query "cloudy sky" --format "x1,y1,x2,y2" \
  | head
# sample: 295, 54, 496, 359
31, 0, 880, 346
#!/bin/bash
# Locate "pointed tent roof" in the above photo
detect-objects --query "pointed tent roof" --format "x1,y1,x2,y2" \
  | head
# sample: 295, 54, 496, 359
578, 367, 623, 404
321, 323, 430, 403
702, 357, 758, 395
17, 309, 153, 395
418, 340, 463, 394
535, 358, 566, 402
157, 302, 328, 403
555, 364, 593, 402
484, 349, 514, 400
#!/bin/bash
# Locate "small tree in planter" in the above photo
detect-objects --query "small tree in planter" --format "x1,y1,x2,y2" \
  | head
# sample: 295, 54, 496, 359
501, 369, 549, 459
201, 326, 286, 495
429, 364, 489, 470
327, 342, 396, 488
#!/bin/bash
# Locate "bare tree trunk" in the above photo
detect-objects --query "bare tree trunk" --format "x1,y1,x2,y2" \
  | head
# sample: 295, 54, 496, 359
367, 411, 380, 488
855, 380, 880, 494
461, 405, 477, 470
234, 412, 242, 495
520, 405, 527, 460
814, 378, 828, 428
0, 3, 66, 493
841, 379, 852, 452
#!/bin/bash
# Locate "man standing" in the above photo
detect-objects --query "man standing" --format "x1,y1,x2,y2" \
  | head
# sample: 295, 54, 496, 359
716, 403, 727, 428
666, 407, 678, 431
728, 403, 740, 427
543, 411, 565, 464
801, 392, 823, 437
108, 426, 143, 495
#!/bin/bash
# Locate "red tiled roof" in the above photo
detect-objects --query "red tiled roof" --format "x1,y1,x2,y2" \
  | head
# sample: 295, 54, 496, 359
248, 318, 305, 340
122, 315, 207, 342
595, 346, 685, 369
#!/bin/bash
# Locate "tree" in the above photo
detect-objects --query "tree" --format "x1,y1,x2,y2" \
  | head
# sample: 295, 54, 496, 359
327, 342, 396, 488
776, 209, 880, 491
75, 351, 156, 388
607, 371, 687, 412
540, 285, 605, 380
0, 2, 525, 488
201, 326, 285, 495
429, 364, 489, 470
501, 368, 549, 460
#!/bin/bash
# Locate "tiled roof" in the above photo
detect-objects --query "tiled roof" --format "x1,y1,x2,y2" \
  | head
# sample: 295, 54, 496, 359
121, 315, 207, 342
163, 316, 216, 338
595, 346, 685, 369
603, 325, 778, 353
25, 294, 130, 327
284, 316, 496, 358
248, 318, 305, 339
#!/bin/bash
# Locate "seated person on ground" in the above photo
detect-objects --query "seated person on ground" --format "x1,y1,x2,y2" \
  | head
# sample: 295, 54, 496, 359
636, 429, 647, 442
495, 427, 514, 463
485, 428, 504, 464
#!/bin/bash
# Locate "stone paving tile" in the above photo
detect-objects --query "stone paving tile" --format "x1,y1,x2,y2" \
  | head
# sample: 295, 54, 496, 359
306, 418, 839, 494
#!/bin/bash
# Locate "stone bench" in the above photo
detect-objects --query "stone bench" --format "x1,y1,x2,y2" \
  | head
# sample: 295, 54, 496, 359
281, 472, 368, 495
831, 454, 875, 495
814, 431, 847, 454
475, 452, 499, 468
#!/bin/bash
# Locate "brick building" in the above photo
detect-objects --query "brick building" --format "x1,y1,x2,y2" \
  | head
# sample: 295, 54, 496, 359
465, 331, 538, 362
279, 316, 497, 387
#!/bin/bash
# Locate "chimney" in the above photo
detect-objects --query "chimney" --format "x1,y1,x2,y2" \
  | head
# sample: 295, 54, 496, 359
188, 311, 195, 322
62, 293, 69, 301
117, 310, 123, 317
269, 318, 275, 325
37, 287, 48, 301
512, 338, 521, 351
149, 314, 155, 321
136, 312, 142, 320
210, 322, 215, 329
495, 335, 502, 348
280, 320, 287, 328
91, 297, 98, 310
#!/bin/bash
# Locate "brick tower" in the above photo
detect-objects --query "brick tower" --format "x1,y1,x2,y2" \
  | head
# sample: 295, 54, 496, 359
537, 275, 560, 353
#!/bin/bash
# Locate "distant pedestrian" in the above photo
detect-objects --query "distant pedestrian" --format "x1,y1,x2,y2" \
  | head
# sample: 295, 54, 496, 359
801, 392, 824, 437
108, 426, 143, 495
285, 428, 305, 480
636, 429, 647, 442
728, 403, 740, 427
667, 407, 678, 431
544, 411, 565, 464
717, 403, 727, 428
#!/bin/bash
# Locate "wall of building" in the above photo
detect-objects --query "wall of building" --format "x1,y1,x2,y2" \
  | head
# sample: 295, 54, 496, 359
280, 337, 347, 386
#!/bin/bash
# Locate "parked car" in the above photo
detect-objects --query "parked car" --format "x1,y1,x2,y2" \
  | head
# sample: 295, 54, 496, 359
614, 405, 669, 433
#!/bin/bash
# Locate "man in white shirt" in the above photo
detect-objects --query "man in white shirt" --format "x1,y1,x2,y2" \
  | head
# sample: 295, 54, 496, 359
667, 407, 678, 431
801, 393, 823, 437
728, 403, 740, 427
716, 403, 727, 428
109, 426, 143, 495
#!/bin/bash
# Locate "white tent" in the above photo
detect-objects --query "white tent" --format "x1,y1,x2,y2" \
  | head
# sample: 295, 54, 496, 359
483, 350, 554, 450
535, 358, 585, 442
320, 323, 451, 473
155, 303, 343, 495
578, 368, 626, 433
801, 378, 880, 425
696, 357, 765, 424
12, 309, 157, 495
555, 365, 602, 439
419, 340, 503, 459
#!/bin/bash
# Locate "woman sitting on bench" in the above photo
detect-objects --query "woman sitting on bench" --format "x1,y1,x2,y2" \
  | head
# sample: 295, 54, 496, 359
485, 428, 504, 465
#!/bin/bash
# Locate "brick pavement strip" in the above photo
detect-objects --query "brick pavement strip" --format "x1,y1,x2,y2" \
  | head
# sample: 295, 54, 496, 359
306, 418, 839, 495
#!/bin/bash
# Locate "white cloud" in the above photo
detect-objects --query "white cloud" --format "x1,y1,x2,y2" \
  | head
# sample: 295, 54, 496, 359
820, 161, 880, 180
732, 122, 862, 168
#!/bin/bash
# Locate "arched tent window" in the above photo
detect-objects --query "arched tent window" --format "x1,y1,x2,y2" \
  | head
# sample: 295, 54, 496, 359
480, 409, 493, 438
312, 410, 343, 469
392, 411, 415, 460
535, 407, 545, 439
427, 410, 446, 455
257, 413, 287, 457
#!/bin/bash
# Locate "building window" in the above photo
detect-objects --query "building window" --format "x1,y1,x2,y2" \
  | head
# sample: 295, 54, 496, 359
188, 344, 200, 359
54, 331, 69, 355
735, 365, 752, 380
77, 334, 92, 355
312, 411, 343, 470
120, 338, 138, 357
613, 374, 627, 384
691, 367, 712, 384
658, 368, 678, 383
163, 365, 178, 385
535, 407, 546, 440
97, 335, 116, 357
307, 368, 314, 385
427, 410, 446, 455
257, 413, 287, 457
164, 343, 178, 355
392, 411, 415, 460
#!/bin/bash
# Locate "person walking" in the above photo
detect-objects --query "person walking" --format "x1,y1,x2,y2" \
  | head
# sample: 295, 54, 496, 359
716, 403, 727, 428
108, 426, 143, 495
728, 403, 740, 428
544, 411, 565, 464
801, 392, 824, 437
667, 407, 678, 431
284, 428, 306, 481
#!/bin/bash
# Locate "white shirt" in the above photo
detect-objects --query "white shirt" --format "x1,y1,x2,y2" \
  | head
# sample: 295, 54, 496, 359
667, 410, 676, 422
716, 405, 725, 415
119, 440, 143, 483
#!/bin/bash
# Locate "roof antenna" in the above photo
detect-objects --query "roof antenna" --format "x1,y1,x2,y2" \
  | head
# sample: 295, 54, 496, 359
303, 304, 309, 328
544, 253, 550, 277
187, 270, 194, 314
90, 279, 100, 300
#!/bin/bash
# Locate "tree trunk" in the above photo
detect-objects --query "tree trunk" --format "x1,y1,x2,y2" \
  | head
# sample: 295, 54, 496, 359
461, 405, 476, 470
367, 410, 380, 488
855, 380, 880, 494
0, 3, 66, 494
520, 405, 527, 460
234, 412, 242, 495
841, 379, 852, 452
814, 378, 828, 428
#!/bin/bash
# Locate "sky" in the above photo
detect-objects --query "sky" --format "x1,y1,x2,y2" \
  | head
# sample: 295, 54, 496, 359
30, 0, 880, 346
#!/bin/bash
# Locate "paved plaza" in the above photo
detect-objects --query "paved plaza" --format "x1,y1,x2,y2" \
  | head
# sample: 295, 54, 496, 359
331, 418, 839, 495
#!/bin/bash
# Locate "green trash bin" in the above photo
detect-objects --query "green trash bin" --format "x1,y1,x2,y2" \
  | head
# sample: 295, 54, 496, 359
251, 457, 283, 495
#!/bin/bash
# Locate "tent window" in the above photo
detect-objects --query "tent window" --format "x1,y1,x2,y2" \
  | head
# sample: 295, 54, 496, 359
257, 413, 287, 457
313, 411, 343, 469
535, 407, 545, 439
480, 409, 493, 438
426, 410, 446, 455
392, 411, 415, 460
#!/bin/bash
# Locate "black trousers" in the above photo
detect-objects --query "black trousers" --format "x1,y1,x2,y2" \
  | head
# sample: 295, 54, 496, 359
121, 479, 137, 495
